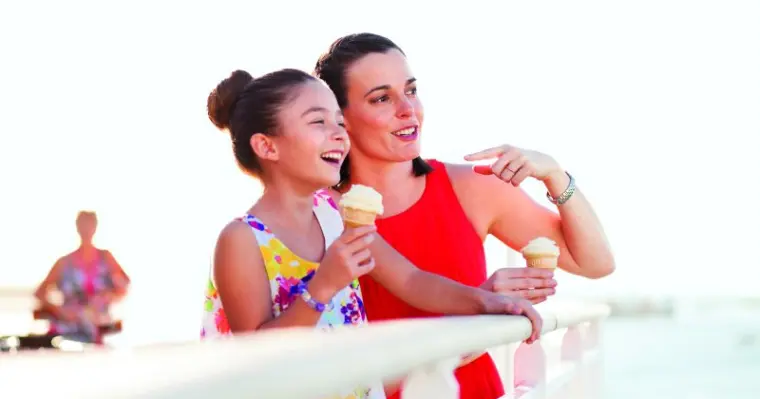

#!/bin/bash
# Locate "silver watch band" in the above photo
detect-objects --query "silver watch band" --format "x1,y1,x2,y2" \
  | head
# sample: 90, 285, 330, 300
546, 172, 576, 205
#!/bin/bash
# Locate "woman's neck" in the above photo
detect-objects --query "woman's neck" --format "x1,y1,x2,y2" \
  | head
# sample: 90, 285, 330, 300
76, 243, 98, 260
349, 156, 414, 193
348, 155, 426, 218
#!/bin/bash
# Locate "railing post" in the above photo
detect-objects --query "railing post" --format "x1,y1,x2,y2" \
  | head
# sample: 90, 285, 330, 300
513, 341, 547, 399
493, 343, 519, 399
560, 325, 584, 399
401, 356, 461, 399
504, 245, 548, 399
582, 320, 604, 399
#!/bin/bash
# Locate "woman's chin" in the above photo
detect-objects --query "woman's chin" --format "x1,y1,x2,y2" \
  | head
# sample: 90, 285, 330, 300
394, 142, 422, 160
394, 148, 422, 162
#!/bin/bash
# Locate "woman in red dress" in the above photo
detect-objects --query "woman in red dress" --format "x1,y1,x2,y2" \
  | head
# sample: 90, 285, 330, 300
314, 33, 615, 399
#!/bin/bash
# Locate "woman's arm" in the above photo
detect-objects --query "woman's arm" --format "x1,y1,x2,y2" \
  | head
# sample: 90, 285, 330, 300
102, 250, 130, 300
213, 221, 336, 332
33, 258, 67, 319
450, 159, 615, 279
541, 170, 615, 277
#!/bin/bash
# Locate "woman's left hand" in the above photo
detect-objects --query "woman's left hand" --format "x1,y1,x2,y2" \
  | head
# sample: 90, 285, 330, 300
481, 267, 557, 304
465, 144, 562, 186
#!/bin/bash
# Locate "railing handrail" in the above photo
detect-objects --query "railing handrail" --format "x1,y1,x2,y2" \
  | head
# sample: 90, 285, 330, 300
0, 301, 609, 399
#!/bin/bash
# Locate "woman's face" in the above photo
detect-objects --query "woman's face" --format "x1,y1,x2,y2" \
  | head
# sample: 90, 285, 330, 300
342, 49, 424, 163
259, 80, 349, 189
76, 214, 97, 242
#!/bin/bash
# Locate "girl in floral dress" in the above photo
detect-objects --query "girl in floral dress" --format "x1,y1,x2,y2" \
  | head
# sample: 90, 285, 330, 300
199, 68, 541, 399
200, 69, 382, 398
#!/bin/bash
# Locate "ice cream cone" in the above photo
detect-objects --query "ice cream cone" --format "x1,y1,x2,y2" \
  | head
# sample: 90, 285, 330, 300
339, 184, 384, 228
523, 255, 559, 269
521, 237, 560, 270
342, 207, 379, 228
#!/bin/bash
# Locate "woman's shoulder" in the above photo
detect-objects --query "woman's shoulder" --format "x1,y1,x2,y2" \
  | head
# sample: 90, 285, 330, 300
439, 161, 524, 225
424, 159, 481, 181
57, 250, 80, 266
439, 161, 517, 192
439, 161, 488, 187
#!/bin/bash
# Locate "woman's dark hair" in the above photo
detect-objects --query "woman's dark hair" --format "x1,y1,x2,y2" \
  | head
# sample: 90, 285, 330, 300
314, 33, 433, 189
207, 69, 317, 178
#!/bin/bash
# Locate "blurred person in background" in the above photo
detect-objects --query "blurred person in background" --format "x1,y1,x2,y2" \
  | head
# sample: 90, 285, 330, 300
33, 210, 130, 345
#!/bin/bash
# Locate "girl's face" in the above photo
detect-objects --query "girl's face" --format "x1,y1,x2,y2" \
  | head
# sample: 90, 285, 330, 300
255, 80, 350, 190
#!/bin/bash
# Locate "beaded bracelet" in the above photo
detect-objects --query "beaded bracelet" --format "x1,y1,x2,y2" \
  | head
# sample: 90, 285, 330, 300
546, 172, 576, 206
292, 282, 334, 313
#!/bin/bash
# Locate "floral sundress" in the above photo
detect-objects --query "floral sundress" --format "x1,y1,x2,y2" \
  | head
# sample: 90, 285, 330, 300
201, 190, 385, 399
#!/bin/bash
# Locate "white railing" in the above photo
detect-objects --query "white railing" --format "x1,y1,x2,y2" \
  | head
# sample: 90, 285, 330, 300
0, 300, 608, 399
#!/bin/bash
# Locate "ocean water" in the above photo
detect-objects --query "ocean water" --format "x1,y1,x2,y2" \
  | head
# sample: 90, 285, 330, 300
603, 317, 760, 398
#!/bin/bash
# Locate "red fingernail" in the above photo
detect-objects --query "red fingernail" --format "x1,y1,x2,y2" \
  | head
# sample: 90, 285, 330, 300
473, 165, 492, 175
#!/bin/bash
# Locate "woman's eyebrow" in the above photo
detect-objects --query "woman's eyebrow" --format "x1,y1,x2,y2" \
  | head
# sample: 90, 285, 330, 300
364, 77, 417, 97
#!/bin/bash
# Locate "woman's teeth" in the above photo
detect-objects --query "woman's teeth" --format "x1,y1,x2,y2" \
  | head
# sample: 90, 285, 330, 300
321, 152, 342, 163
392, 127, 416, 137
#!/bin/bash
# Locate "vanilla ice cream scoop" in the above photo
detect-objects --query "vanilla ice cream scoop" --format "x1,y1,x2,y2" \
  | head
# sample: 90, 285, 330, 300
521, 237, 560, 269
339, 184, 384, 214
339, 184, 384, 227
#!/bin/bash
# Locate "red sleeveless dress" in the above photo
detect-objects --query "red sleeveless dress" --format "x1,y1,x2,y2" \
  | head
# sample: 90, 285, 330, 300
358, 159, 505, 399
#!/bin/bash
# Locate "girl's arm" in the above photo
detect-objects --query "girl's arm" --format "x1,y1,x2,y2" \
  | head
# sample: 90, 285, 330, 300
214, 221, 332, 331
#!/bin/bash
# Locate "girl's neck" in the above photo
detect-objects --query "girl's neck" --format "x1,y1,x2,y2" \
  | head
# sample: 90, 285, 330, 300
254, 179, 318, 231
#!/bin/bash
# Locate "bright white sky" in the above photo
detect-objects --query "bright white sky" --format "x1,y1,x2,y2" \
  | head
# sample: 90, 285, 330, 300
1, 1, 758, 343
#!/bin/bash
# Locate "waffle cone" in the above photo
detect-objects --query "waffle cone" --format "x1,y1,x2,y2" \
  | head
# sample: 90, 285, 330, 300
524, 255, 558, 269
341, 206, 378, 227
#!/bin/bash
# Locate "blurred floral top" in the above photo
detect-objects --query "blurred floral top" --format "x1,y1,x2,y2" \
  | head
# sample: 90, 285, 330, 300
200, 189, 385, 399
50, 250, 119, 343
